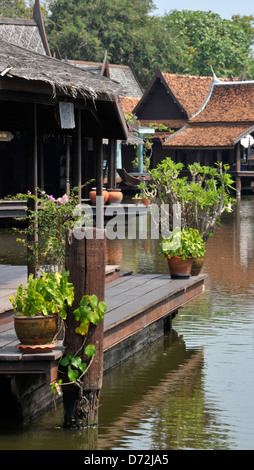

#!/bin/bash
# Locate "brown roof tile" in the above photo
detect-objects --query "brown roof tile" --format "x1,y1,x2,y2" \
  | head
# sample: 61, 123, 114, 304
163, 123, 254, 148
191, 82, 254, 123
161, 73, 213, 118
119, 96, 140, 115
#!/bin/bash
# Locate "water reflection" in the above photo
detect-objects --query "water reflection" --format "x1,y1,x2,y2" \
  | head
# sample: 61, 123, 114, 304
1, 197, 254, 449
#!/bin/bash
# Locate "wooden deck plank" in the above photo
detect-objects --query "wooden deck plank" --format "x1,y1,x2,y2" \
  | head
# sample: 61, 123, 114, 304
104, 275, 205, 329
0, 271, 206, 380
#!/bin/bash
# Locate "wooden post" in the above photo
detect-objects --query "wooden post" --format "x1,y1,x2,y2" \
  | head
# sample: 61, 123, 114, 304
63, 227, 106, 428
65, 136, 71, 195
72, 109, 82, 204
108, 139, 117, 189
235, 142, 241, 197
26, 103, 38, 277
95, 134, 104, 230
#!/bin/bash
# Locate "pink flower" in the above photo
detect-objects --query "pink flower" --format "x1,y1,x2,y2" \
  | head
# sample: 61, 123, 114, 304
27, 190, 31, 194
61, 194, 69, 203
57, 194, 69, 204
49, 195, 55, 202
41, 190, 46, 195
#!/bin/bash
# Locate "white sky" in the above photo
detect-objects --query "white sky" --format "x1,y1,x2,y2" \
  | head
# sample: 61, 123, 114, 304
152, 0, 253, 20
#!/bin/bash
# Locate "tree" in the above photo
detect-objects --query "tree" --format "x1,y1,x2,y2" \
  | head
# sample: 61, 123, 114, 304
0, 0, 50, 19
45, 0, 186, 86
0, 0, 30, 17
162, 10, 254, 78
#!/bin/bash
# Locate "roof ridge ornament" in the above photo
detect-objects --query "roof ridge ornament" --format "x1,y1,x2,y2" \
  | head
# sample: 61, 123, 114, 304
210, 63, 221, 84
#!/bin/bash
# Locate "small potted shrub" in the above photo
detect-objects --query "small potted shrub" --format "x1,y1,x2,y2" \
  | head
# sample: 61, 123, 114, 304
158, 228, 205, 278
9, 270, 74, 349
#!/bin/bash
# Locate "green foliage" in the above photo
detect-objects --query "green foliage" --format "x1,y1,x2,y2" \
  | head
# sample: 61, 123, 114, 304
51, 295, 106, 392
59, 349, 93, 383
9, 270, 74, 318
141, 158, 236, 241
162, 10, 254, 78
0, 0, 30, 17
45, 0, 186, 87
73, 294, 107, 336
5, 2, 254, 84
9, 187, 91, 272
158, 227, 205, 260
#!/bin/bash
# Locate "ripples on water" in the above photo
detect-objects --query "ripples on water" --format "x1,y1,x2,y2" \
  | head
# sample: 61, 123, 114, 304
0, 197, 254, 450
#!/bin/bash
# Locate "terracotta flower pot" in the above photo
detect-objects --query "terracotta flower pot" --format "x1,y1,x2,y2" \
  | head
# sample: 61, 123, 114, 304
142, 197, 151, 206
107, 188, 123, 204
190, 256, 205, 276
167, 256, 193, 279
14, 314, 58, 345
89, 188, 109, 205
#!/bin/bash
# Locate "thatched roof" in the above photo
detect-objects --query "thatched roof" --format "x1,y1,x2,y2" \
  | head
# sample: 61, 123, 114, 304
0, 38, 127, 100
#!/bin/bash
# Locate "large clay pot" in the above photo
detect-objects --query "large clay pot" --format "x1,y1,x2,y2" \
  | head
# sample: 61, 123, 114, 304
191, 256, 205, 276
14, 315, 58, 345
89, 187, 109, 205
107, 188, 123, 204
167, 256, 193, 279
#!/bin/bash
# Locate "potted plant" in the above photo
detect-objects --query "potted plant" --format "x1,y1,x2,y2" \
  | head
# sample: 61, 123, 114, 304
132, 193, 142, 204
9, 270, 74, 349
158, 228, 205, 278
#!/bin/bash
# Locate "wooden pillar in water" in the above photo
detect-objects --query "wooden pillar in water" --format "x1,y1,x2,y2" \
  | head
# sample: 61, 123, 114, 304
62, 133, 105, 428
64, 228, 106, 428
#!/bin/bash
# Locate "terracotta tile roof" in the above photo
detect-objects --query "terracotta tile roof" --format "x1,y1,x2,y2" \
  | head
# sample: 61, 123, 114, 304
164, 123, 254, 148
164, 79, 254, 149
119, 96, 140, 115
161, 73, 213, 118
191, 82, 254, 123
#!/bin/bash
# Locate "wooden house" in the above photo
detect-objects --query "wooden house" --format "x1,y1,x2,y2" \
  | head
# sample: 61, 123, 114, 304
0, 38, 128, 202
124, 68, 213, 171
163, 74, 254, 195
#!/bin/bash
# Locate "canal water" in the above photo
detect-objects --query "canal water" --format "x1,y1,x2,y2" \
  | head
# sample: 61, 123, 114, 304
0, 196, 254, 450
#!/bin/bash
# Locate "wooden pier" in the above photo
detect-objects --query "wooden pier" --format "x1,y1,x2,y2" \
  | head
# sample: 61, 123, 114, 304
0, 266, 205, 424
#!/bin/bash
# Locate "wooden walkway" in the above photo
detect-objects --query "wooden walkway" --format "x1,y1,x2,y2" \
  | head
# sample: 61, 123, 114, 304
0, 266, 205, 424
0, 269, 205, 380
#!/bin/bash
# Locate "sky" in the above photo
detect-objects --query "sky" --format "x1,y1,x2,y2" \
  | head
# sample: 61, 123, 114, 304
152, 0, 253, 20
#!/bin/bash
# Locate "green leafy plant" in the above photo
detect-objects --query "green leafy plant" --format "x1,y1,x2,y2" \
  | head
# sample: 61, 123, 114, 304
73, 294, 107, 336
140, 158, 236, 241
51, 294, 107, 394
9, 270, 74, 318
158, 228, 206, 260
58, 348, 95, 383
9, 186, 92, 273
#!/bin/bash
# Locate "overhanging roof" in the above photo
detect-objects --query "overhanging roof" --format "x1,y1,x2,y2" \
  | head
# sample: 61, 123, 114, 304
0, 39, 128, 139
163, 123, 254, 149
